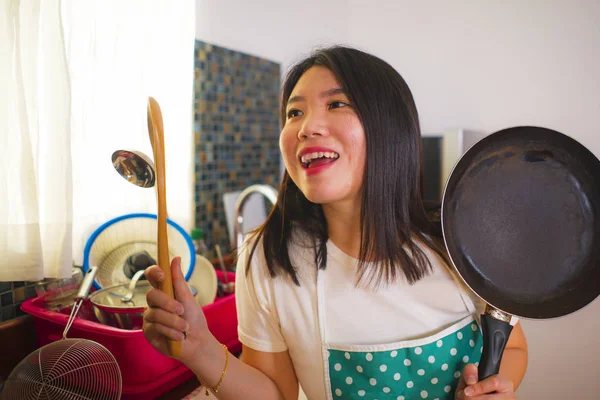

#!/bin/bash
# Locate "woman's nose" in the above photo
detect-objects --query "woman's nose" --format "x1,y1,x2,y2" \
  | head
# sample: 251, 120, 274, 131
297, 113, 329, 140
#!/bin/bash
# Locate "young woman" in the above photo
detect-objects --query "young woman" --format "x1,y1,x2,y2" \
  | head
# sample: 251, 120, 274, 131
143, 46, 528, 400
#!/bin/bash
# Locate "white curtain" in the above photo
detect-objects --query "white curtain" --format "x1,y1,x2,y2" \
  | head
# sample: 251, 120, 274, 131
0, 0, 72, 282
0, 0, 195, 281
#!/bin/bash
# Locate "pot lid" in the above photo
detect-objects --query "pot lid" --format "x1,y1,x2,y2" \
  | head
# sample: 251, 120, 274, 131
90, 269, 198, 310
91, 280, 151, 309
90, 269, 149, 309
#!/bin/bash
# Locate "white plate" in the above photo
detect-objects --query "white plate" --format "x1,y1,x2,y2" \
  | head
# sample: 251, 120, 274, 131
188, 255, 218, 307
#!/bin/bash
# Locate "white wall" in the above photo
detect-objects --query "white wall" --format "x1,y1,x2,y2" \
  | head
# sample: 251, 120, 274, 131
195, 1, 600, 398
195, 0, 350, 80
346, 0, 600, 155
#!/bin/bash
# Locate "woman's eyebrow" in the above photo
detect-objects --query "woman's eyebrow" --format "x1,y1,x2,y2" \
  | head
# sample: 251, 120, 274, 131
287, 87, 346, 106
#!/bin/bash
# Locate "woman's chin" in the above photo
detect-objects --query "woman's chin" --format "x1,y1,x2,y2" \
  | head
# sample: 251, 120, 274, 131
302, 190, 332, 205
302, 190, 346, 206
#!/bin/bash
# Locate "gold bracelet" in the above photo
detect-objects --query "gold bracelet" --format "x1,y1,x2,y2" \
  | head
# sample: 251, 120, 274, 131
198, 343, 229, 396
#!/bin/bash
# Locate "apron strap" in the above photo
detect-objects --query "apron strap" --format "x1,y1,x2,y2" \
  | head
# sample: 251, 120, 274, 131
316, 265, 328, 342
316, 262, 336, 400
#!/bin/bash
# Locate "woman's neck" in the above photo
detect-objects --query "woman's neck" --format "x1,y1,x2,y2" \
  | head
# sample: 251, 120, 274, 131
322, 200, 362, 259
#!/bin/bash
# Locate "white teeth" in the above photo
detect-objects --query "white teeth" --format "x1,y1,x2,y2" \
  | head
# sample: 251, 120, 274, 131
300, 151, 340, 163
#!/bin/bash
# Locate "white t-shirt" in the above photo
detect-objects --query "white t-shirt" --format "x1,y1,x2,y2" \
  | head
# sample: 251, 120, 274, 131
235, 232, 489, 400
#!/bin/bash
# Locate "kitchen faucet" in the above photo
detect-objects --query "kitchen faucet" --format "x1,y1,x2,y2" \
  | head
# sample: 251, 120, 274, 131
233, 184, 278, 255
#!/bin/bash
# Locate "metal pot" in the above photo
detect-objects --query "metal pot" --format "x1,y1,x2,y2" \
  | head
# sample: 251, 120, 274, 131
35, 267, 84, 311
89, 270, 196, 330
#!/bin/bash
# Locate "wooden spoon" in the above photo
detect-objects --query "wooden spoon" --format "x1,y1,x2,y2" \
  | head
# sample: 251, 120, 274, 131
147, 97, 181, 357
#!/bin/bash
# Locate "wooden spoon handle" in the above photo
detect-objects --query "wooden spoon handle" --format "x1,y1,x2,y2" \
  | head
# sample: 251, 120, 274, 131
147, 97, 181, 357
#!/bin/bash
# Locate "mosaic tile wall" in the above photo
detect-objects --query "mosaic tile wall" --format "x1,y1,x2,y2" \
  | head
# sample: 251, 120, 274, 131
193, 41, 281, 258
0, 281, 38, 322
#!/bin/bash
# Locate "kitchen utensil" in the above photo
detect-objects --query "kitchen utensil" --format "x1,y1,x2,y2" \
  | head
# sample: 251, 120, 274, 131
215, 245, 235, 296
111, 149, 155, 188
441, 126, 600, 380
121, 270, 146, 302
83, 213, 195, 290
2, 267, 122, 400
146, 97, 179, 356
215, 244, 229, 284
109, 97, 179, 354
88, 269, 200, 330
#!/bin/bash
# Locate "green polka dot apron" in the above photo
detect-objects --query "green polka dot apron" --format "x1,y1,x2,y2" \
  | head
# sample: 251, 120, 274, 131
317, 269, 483, 400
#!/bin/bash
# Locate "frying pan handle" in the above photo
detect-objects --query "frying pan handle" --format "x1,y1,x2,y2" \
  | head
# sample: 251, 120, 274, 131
479, 313, 514, 381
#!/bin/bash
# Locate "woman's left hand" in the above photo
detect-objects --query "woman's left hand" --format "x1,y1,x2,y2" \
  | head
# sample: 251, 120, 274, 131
454, 364, 516, 399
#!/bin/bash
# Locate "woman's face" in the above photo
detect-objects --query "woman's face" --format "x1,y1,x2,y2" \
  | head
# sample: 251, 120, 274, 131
280, 66, 366, 207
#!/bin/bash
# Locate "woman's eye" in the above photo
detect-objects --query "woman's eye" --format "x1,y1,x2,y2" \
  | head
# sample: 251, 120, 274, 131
287, 109, 303, 118
329, 101, 348, 109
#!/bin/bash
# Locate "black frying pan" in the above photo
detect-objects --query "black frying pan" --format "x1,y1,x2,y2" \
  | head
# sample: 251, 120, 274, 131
441, 126, 600, 381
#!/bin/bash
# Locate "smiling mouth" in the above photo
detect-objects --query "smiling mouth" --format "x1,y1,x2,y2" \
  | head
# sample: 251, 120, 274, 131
300, 151, 340, 169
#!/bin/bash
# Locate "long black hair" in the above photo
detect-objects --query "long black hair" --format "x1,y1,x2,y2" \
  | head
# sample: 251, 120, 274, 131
245, 45, 447, 287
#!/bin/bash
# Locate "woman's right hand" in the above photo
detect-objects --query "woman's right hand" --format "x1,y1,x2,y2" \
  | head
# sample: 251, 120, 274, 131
143, 256, 211, 364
